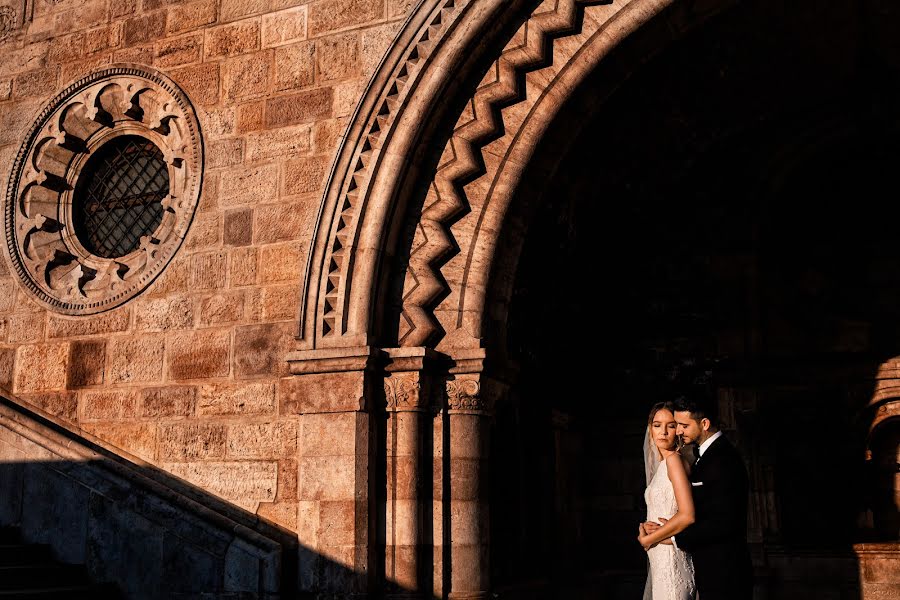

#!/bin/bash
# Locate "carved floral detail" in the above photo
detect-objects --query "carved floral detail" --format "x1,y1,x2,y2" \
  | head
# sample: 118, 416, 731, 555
384, 373, 424, 410
446, 379, 487, 412
0, 6, 16, 43
4, 66, 203, 315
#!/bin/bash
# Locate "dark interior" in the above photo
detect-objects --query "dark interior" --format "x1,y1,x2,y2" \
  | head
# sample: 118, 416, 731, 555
491, 1, 900, 597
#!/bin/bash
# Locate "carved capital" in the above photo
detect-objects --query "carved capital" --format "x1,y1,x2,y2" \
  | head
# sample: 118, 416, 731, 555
446, 378, 491, 414
384, 372, 426, 412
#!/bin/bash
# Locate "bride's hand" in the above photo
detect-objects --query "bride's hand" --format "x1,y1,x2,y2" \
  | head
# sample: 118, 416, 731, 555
638, 534, 656, 551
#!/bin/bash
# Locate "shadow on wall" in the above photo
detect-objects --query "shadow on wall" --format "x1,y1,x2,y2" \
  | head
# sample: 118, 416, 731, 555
0, 395, 431, 600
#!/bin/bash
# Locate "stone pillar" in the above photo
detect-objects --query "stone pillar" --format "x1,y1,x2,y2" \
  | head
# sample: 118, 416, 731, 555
445, 349, 494, 600
284, 346, 380, 597
383, 348, 438, 598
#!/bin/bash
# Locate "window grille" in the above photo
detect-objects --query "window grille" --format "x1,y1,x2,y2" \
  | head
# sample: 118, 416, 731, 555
73, 135, 168, 259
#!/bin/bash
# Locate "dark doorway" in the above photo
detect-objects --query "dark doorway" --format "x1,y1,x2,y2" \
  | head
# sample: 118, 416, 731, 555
490, 1, 900, 598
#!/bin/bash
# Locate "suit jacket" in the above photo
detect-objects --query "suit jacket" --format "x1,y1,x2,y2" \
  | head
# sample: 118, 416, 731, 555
676, 434, 753, 599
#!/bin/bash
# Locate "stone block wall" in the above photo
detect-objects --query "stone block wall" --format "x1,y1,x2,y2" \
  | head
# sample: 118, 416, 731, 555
0, 0, 414, 538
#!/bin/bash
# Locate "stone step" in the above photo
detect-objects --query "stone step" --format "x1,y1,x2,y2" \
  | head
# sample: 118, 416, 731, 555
0, 584, 119, 599
0, 545, 53, 566
0, 529, 21, 544
0, 565, 90, 591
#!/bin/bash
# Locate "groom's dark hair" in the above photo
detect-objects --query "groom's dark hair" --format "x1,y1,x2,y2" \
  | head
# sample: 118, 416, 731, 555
673, 390, 719, 427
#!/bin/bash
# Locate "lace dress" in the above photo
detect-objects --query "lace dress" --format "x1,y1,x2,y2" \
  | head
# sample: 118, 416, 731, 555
643, 457, 696, 600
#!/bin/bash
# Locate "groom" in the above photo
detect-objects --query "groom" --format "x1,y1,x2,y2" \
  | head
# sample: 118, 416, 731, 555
644, 393, 753, 600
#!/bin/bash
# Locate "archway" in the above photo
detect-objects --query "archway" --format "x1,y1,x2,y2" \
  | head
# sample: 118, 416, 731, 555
289, 0, 900, 597
486, 1, 900, 597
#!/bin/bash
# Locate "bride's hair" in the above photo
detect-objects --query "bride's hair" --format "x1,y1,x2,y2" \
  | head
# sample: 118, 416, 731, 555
647, 400, 677, 428
646, 401, 681, 456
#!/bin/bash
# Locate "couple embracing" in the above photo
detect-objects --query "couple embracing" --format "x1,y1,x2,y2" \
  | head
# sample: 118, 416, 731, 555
637, 394, 753, 600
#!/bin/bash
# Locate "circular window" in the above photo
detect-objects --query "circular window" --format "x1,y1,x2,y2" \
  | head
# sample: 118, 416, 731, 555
73, 135, 169, 259
4, 66, 203, 314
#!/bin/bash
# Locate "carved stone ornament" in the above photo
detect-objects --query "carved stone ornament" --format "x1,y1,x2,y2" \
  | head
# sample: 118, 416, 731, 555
3, 65, 203, 314
0, 6, 16, 43
446, 379, 488, 413
384, 373, 424, 411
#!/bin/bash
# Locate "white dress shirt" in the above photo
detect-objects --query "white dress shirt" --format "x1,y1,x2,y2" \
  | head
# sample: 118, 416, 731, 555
697, 430, 724, 459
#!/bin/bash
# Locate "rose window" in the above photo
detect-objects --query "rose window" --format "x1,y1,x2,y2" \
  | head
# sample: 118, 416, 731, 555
3, 66, 203, 315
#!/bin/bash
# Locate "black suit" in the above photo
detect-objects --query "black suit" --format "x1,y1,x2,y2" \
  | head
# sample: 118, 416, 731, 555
676, 434, 753, 600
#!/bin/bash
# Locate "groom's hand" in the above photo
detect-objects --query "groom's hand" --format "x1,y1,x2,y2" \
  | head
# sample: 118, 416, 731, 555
643, 520, 662, 534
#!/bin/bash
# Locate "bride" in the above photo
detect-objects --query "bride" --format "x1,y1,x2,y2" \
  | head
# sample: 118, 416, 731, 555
638, 401, 697, 600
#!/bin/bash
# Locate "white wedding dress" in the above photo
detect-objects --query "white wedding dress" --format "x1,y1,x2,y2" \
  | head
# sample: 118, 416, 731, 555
643, 457, 696, 600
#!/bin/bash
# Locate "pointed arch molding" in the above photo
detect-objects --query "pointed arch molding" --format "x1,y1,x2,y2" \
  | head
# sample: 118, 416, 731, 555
299, 0, 727, 351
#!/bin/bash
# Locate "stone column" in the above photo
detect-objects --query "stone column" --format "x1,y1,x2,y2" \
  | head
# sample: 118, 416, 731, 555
445, 349, 494, 600
383, 348, 438, 598
284, 346, 380, 597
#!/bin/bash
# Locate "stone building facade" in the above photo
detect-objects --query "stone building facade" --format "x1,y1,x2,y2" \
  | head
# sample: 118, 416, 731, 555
0, 0, 899, 598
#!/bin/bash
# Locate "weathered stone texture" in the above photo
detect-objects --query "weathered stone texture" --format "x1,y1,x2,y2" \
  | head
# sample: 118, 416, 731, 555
79, 389, 139, 421
282, 155, 330, 196
308, 0, 383, 36
199, 106, 236, 138
207, 138, 245, 169
185, 212, 221, 250
169, 62, 220, 105
274, 41, 314, 91
220, 164, 278, 206
135, 296, 194, 332
67, 340, 106, 388
255, 202, 314, 244
7, 313, 46, 344
161, 461, 278, 509
237, 100, 266, 133
257, 500, 298, 530
220, 0, 268, 22
224, 208, 253, 246
124, 11, 167, 46
48, 309, 130, 338
83, 421, 157, 461
191, 251, 228, 290
223, 50, 271, 102
107, 335, 165, 383
199, 291, 246, 325
233, 323, 292, 377
167, 329, 231, 380
197, 381, 276, 416
246, 124, 311, 162
259, 284, 299, 321
226, 421, 297, 458
167, 0, 218, 35
141, 385, 197, 418
280, 372, 365, 415
159, 423, 227, 460
205, 20, 261, 59
15, 343, 68, 392
0, 347, 15, 389
259, 242, 304, 283
263, 6, 307, 47
13, 69, 58, 99
230, 247, 259, 286
317, 33, 360, 82
154, 33, 204, 68
21, 391, 78, 422
265, 88, 333, 128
